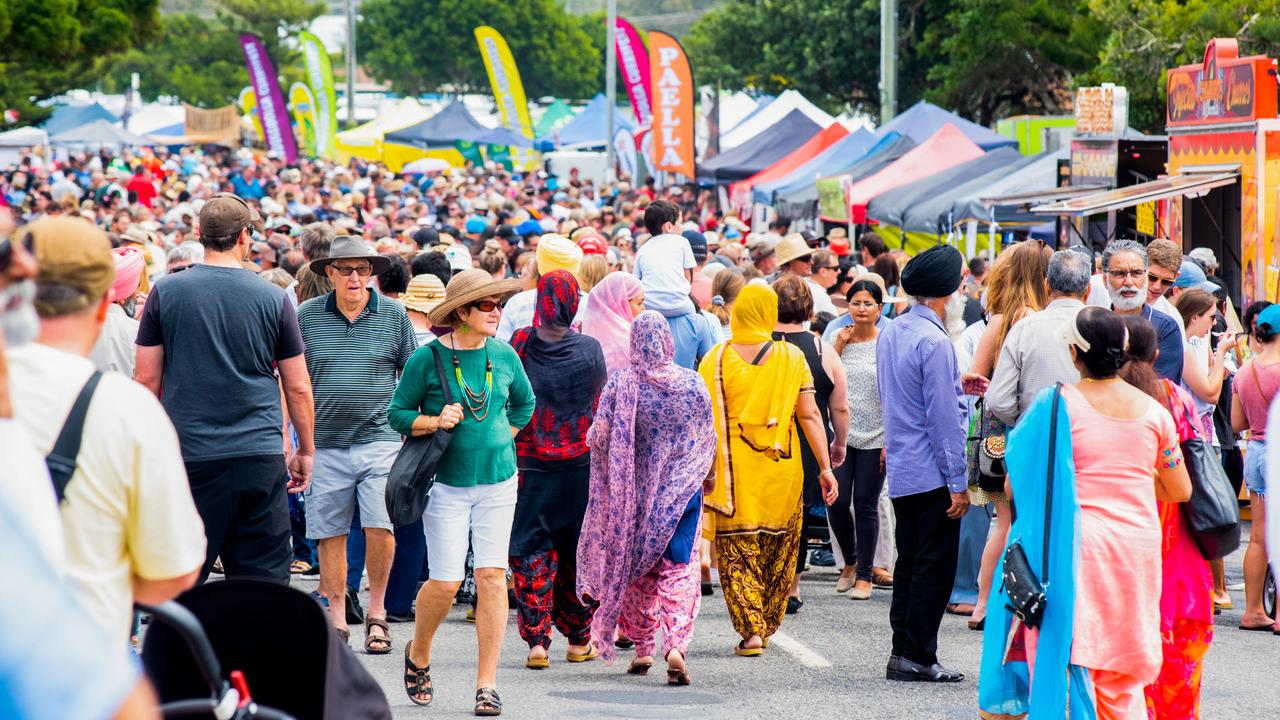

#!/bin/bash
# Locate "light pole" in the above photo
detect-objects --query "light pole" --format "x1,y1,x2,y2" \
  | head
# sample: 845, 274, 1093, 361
880, 0, 897, 125
346, 0, 357, 128
605, 0, 616, 177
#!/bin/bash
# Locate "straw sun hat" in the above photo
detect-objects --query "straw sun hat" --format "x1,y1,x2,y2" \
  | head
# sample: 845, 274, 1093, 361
427, 268, 523, 326
775, 233, 817, 266
401, 273, 447, 315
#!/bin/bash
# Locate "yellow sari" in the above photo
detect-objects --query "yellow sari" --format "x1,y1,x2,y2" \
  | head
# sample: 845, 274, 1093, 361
699, 284, 813, 538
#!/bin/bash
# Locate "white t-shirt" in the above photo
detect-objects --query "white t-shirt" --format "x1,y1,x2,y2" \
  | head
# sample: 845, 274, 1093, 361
6, 343, 206, 647
0, 418, 64, 570
807, 278, 839, 317
634, 233, 696, 315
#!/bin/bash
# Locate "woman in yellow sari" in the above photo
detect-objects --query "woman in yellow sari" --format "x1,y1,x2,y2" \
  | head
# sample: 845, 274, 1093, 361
699, 284, 838, 656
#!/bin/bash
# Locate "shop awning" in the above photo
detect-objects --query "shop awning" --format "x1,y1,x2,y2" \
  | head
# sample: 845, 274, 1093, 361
1032, 172, 1240, 216
980, 186, 1098, 208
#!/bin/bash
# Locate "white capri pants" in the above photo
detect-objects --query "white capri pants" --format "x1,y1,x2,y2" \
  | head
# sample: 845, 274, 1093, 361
423, 475, 518, 582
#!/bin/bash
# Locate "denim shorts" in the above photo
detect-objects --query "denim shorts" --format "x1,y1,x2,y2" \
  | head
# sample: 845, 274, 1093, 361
1244, 439, 1267, 496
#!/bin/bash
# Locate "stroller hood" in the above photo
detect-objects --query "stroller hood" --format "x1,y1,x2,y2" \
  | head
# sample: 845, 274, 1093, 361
142, 578, 391, 720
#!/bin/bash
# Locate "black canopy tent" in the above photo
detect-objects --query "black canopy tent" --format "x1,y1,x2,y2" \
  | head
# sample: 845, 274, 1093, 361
384, 101, 532, 149
865, 147, 1025, 229
696, 109, 821, 184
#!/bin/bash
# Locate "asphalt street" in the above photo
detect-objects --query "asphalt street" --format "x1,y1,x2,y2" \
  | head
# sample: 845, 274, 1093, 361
299, 530, 1277, 720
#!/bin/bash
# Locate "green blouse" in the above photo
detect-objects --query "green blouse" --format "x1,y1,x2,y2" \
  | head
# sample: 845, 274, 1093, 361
388, 337, 535, 487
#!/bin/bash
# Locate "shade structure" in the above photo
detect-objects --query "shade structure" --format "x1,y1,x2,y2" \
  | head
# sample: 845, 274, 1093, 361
534, 94, 634, 151
384, 101, 522, 150
866, 147, 1024, 229
874, 100, 1016, 151
728, 123, 854, 209
534, 99, 577, 138
777, 134, 917, 223
126, 104, 185, 135
752, 128, 876, 205
847, 124, 985, 223
43, 103, 119, 136
914, 147, 1069, 232
335, 98, 433, 163
719, 90, 834, 150
50, 119, 152, 147
719, 93, 772, 137
697, 110, 821, 184
771, 132, 907, 205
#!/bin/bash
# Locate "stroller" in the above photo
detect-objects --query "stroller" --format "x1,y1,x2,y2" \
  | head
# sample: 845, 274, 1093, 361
141, 579, 392, 720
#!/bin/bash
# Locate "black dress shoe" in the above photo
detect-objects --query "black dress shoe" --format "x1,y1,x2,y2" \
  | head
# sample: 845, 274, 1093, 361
386, 611, 416, 623
785, 596, 803, 615
345, 587, 365, 625
886, 656, 964, 683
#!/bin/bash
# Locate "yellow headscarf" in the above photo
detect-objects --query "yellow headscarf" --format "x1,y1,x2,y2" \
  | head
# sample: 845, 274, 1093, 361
729, 283, 778, 344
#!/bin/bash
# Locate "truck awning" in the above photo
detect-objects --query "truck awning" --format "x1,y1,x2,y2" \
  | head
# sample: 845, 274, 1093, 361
1031, 171, 1240, 216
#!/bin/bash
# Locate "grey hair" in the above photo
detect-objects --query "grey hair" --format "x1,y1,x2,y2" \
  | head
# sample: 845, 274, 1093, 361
167, 241, 204, 267
1047, 250, 1091, 296
1101, 239, 1147, 271
300, 222, 336, 261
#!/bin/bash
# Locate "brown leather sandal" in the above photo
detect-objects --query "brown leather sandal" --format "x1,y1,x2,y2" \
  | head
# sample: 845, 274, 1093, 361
364, 616, 391, 654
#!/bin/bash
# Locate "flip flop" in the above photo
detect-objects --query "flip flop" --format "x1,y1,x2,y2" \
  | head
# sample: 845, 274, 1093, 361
734, 639, 763, 657
1239, 623, 1276, 632
566, 642, 599, 662
525, 651, 550, 669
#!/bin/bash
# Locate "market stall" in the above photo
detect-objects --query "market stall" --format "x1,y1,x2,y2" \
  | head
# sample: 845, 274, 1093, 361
696, 109, 821, 184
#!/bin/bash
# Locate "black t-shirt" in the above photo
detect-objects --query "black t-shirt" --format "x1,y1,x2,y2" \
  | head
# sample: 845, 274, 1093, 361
137, 264, 305, 462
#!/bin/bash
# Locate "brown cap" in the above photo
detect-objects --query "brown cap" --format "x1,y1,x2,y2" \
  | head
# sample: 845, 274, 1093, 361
199, 192, 262, 241
28, 217, 114, 317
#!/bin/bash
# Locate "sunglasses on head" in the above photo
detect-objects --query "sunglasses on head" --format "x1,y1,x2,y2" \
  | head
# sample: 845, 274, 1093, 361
469, 300, 503, 313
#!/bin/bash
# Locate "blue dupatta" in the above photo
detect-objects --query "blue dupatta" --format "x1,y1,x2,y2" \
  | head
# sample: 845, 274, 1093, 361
978, 385, 1095, 720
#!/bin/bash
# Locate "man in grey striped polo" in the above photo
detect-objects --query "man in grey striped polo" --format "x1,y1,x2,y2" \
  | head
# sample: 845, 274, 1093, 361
298, 236, 418, 652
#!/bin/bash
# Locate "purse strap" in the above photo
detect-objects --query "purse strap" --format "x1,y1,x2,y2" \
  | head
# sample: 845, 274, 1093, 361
431, 343, 453, 405
1042, 382, 1062, 584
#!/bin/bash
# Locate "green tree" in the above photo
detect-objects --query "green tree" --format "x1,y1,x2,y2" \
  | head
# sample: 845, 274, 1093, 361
0, 0, 161, 126
1086, 0, 1280, 132
922, 0, 1103, 126
102, 0, 325, 108
357, 0, 603, 99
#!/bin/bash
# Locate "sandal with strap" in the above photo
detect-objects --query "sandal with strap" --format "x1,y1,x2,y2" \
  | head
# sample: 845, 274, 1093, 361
475, 687, 502, 717
566, 642, 599, 663
364, 616, 391, 655
336, 627, 350, 645
665, 649, 690, 686
403, 641, 433, 707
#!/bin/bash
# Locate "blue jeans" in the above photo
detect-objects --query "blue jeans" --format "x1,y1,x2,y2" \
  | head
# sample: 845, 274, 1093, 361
385, 516, 429, 615
346, 507, 366, 591
949, 502, 992, 605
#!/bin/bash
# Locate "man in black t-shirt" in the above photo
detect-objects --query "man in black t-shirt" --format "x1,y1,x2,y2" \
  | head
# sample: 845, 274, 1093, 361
136, 192, 315, 583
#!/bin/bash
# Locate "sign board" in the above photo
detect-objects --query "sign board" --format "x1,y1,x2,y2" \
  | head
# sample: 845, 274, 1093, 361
1069, 140, 1119, 187
1074, 85, 1128, 137
1167, 38, 1279, 128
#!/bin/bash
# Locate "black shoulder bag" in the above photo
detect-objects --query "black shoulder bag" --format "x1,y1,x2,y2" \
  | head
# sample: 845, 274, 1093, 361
46, 372, 103, 502
1000, 382, 1061, 629
385, 345, 454, 528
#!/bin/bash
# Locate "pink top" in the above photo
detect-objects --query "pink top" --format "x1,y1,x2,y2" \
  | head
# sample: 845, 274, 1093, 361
1158, 381, 1214, 630
1233, 358, 1280, 439
1063, 384, 1177, 683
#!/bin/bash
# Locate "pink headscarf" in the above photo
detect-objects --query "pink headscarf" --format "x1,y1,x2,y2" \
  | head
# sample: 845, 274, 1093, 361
580, 271, 643, 374
110, 246, 145, 303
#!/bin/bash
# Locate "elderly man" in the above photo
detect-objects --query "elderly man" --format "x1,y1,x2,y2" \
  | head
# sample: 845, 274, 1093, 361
876, 244, 971, 683
166, 241, 204, 274
7, 217, 205, 647
986, 250, 1090, 426
298, 236, 418, 652
1101, 239, 1184, 382
136, 192, 315, 585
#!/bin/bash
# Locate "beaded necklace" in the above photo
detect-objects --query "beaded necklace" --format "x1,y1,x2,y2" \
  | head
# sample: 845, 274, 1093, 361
451, 340, 493, 421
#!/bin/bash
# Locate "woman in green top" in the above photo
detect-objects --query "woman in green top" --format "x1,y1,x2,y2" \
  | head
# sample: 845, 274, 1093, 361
389, 269, 535, 717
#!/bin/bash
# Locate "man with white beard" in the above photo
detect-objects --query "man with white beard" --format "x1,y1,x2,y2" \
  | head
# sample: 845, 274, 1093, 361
1100, 239, 1184, 382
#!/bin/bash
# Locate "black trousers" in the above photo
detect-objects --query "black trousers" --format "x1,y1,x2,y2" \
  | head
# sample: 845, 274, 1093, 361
889, 486, 960, 666
186, 454, 292, 585
829, 448, 886, 579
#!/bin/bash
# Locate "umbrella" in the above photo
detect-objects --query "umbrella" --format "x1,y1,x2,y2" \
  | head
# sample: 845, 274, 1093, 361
401, 158, 452, 174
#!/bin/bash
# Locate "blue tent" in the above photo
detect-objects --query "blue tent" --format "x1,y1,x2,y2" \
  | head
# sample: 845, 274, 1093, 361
866, 146, 1025, 228
385, 101, 532, 149
875, 101, 1016, 151
772, 133, 916, 222
770, 131, 906, 203
752, 127, 875, 204
43, 103, 119, 136
534, 94, 633, 151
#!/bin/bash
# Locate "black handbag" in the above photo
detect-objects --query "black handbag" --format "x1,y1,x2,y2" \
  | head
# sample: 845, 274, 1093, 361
1001, 383, 1061, 629
1180, 437, 1241, 560
966, 399, 1008, 494
385, 344, 454, 528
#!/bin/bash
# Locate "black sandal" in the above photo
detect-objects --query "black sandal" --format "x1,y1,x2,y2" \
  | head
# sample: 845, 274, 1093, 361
403, 641, 433, 706
475, 687, 502, 717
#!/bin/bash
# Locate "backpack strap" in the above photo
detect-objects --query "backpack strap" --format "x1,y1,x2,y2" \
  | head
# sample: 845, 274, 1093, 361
46, 372, 102, 503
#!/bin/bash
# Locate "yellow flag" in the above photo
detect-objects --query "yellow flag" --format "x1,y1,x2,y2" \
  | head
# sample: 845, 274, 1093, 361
473, 26, 533, 139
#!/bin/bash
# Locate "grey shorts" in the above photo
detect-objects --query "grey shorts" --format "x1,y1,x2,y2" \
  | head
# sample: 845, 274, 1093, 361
304, 441, 399, 539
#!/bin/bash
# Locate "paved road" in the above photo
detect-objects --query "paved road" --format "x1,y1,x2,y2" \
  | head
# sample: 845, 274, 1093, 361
304, 535, 1275, 719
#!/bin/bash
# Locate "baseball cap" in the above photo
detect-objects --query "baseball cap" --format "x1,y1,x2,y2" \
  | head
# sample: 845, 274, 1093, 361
576, 233, 607, 255
828, 234, 851, 257
1173, 260, 1220, 294
444, 244, 472, 272
199, 192, 262, 240
28, 217, 114, 318
465, 216, 487, 234
683, 229, 708, 263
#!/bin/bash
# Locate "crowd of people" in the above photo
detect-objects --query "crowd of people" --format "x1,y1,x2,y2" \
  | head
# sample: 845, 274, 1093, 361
0, 143, 1275, 719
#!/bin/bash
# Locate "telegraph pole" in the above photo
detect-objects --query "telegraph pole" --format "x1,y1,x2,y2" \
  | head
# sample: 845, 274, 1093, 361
880, 0, 897, 125
605, 0, 617, 176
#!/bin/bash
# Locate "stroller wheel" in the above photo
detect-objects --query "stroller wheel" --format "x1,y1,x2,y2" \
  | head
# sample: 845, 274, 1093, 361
1264, 566, 1276, 621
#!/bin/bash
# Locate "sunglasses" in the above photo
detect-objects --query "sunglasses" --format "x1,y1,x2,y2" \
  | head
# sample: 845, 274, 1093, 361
1147, 273, 1174, 287
331, 264, 373, 277
0, 231, 33, 272
816, 264, 840, 271
469, 300, 504, 313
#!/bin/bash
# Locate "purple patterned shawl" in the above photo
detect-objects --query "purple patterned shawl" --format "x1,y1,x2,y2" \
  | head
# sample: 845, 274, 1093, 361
577, 311, 717, 663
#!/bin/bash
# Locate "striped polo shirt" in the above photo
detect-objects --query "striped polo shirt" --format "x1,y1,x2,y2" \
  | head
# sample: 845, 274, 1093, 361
298, 290, 419, 448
